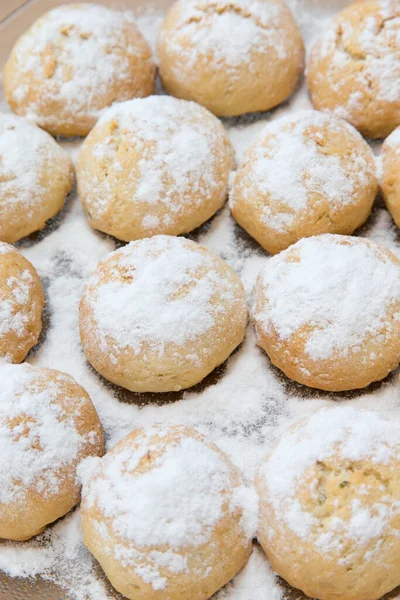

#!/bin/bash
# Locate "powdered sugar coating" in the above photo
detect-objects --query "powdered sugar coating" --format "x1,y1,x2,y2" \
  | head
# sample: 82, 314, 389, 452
158, 0, 304, 117
0, 270, 34, 337
80, 235, 248, 393
4, 3, 154, 136
258, 406, 400, 553
0, 243, 43, 363
82, 235, 244, 362
254, 234, 400, 362
307, 0, 400, 138
231, 110, 376, 236
0, 113, 73, 243
0, 363, 102, 509
162, 0, 287, 71
159, 0, 293, 76
78, 95, 233, 240
81, 425, 257, 591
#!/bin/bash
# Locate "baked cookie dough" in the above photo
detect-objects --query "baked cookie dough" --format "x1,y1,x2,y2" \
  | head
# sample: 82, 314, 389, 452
79, 236, 248, 392
77, 96, 234, 241
0, 363, 104, 541
256, 406, 400, 600
3, 3, 155, 137
0, 243, 44, 363
157, 0, 304, 117
80, 424, 257, 600
0, 114, 74, 244
253, 234, 400, 391
231, 111, 377, 254
381, 126, 400, 228
307, 0, 400, 139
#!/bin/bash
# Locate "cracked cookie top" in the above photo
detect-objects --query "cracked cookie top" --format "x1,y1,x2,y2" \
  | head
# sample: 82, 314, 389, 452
157, 0, 304, 117
256, 405, 400, 599
257, 406, 400, 549
0, 363, 104, 541
253, 234, 400, 391
307, 0, 400, 139
3, 3, 155, 137
77, 95, 234, 242
80, 425, 257, 594
79, 235, 248, 393
231, 110, 377, 254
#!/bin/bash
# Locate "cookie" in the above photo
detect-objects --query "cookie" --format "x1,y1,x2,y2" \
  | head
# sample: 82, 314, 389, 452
3, 3, 155, 136
307, 0, 400, 139
253, 234, 400, 391
256, 406, 400, 600
157, 0, 304, 117
81, 425, 257, 600
231, 111, 377, 254
79, 236, 248, 392
0, 243, 44, 363
77, 96, 234, 241
0, 363, 104, 541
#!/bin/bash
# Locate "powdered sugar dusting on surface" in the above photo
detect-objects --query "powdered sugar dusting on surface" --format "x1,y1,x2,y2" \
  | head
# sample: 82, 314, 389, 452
259, 406, 400, 550
310, 0, 400, 122
0, 363, 93, 507
84, 236, 237, 360
232, 110, 374, 232
0, 243, 40, 359
255, 235, 400, 360
159, 0, 289, 76
81, 425, 257, 590
0, 113, 72, 237
0, 115, 45, 213
80, 95, 229, 231
1, 1, 400, 600
0, 270, 33, 338
9, 3, 153, 129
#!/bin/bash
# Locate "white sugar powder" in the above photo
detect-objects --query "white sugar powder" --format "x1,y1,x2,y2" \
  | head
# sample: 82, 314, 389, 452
11, 4, 150, 126
179, 11, 267, 67
85, 432, 247, 548
313, 0, 400, 119
0, 114, 45, 214
81, 95, 226, 226
259, 406, 400, 549
0, 248, 35, 342
1, 2, 400, 600
256, 234, 400, 360
0, 364, 84, 506
235, 111, 373, 232
215, 544, 282, 600
161, 0, 288, 73
87, 236, 233, 356
82, 426, 257, 589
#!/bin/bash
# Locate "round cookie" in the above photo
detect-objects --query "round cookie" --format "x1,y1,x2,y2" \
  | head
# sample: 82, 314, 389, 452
77, 96, 234, 241
0, 113, 74, 244
256, 406, 400, 600
3, 3, 155, 137
79, 235, 248, 393
253, 234, 400, 391
381, 126, 400, 228
231, 111, 377, 255
80, 424, 257, 600
0, 363, 104, 541
0, 243, 44, 363
157, 0, 304, 117
307, 0, 400, 139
